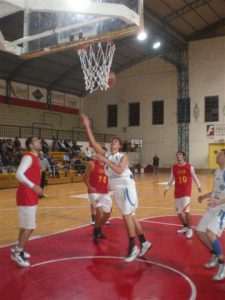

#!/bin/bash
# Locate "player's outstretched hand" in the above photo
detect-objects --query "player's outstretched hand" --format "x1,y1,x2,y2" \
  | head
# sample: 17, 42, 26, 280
163, 189, 168, 197
208, 198, 220, 208
32, 185, 43, 196
198, 194, 207, 203
198, 187, 202, 193
80, 114, 90, 127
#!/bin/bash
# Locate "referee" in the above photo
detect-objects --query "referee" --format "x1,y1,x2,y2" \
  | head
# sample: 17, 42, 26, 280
39, 151, 52, 197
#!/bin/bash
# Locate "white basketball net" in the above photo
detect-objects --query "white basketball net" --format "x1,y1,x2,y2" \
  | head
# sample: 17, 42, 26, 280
77, 42, 116, 93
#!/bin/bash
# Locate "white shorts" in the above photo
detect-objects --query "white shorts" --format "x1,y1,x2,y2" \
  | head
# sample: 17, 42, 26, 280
17, 206, 37, 229
88, 193, 112, 213
175, 197, 191, 214
110, 178, 138, 215
197, 207, 225, 237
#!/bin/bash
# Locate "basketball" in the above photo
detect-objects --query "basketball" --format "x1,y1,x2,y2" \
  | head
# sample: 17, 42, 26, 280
108, 72, 116, 87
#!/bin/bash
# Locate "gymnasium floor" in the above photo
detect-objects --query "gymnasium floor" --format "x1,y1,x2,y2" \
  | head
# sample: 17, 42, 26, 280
0, 173, 224, 300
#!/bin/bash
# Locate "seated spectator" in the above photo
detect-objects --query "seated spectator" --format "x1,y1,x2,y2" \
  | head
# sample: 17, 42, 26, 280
64, 139, 71, 150
48, 154, 60, 178
84, 147, 92, 161
72, 141, 82, 154
74, 157, 86, 176
52, 137, 60, 151
58, 140, 66, 151
41, 138, 49, 153
14, 137, 21, 151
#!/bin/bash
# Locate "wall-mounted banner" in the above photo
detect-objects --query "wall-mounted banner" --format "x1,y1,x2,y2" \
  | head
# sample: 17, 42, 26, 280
65, 93, 80, 109
29, 85, 47, 102
207, 124, 225, 139
10, 81, 29, 100
51, 90, 65, 106
0, 79, 6, 96
193, 104, 200, 121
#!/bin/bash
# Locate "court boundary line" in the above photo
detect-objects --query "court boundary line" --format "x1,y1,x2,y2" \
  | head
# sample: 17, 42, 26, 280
30, 256, 197, 300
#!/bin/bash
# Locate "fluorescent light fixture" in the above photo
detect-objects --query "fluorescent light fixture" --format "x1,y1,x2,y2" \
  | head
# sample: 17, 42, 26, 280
153, 41, 161, 49
137, 31, 147, 41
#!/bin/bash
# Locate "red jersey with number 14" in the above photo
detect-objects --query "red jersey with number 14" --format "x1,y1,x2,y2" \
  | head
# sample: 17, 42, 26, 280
88, 160, 108, 194
173, 163, 192, 198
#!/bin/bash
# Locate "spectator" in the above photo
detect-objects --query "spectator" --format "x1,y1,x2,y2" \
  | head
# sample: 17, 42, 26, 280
39, 151, 52, 197
41, 139, 49, 153
153, 154, 160, 175
64, 139, 71, 150
14, 137, 21, 151
84, 147, 92, 160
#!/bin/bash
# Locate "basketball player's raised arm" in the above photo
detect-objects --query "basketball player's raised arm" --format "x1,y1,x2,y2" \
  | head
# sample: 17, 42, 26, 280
16, 155, 35, 188
191, 166, 202, 192
81, 114, 105, 155
164, 169, 174, 196
97, 154, 128, 175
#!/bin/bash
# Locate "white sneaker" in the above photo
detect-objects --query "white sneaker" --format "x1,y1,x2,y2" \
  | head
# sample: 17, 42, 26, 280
213, 263, 225, 281
124, 246, 140, 263
177, 227, 188, 234
186, 228, 193, 239
139, 241, 152, 257
90, 220, 95, 225
204, 254, 218, 269
105, 220, 110, 225
11, 245, 31, 259
11, 251, 30, 267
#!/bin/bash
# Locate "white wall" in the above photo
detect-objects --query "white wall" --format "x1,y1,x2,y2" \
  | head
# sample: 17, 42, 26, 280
189, 36, 225, 168
0, 103, 80, 130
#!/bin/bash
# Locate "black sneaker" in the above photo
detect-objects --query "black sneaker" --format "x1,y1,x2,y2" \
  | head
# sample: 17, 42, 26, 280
99, 233, 107, 239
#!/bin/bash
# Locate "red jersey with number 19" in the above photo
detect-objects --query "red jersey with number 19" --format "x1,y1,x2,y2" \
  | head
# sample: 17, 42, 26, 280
88, 160, 108, 194
173, 163, 192, 198
16, 153, 41, 206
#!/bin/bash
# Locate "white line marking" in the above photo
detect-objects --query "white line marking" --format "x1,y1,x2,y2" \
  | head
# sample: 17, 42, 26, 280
31, 256, 197, 300
141, 220, 197, 229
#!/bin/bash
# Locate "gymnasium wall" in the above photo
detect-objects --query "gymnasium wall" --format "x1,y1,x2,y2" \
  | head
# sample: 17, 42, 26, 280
0, 80, 82, 130
83, 36, 225, 169
0, 103, 79, 130
189, 36, 225, 168
83, 57, 178, 167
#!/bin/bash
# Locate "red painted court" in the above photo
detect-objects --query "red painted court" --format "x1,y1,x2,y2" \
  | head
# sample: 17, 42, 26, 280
1, 215, 225, 300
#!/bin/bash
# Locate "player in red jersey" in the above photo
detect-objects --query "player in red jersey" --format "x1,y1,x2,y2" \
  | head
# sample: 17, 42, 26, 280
11, 137, 43, 267
84, 153, 112, 244
164, 151, 202, 238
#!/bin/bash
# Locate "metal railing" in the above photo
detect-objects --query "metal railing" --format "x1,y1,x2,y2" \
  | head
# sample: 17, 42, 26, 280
0, 124, 114, 142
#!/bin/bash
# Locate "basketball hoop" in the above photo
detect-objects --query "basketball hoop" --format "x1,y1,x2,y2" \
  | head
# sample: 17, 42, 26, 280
77, 41, 116, 93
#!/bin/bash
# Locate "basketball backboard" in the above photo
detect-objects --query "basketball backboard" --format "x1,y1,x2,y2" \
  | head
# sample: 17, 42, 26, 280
0, 0, 144, 59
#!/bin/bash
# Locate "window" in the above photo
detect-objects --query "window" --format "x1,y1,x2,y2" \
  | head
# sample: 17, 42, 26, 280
152, 100, 164, 125
129, 102, 140, 126
205, 96, 219, 122
177, 98, 190, 123
107, 104, 117, 127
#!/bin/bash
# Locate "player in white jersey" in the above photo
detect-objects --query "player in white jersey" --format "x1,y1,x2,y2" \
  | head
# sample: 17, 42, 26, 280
196, 150, 225, 281
81, 114, 152, 263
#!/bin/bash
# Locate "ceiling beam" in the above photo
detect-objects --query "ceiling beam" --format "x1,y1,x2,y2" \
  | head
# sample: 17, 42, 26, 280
165, 0, 213, 22
144, 7, 187, 46
188, 17, 225, 40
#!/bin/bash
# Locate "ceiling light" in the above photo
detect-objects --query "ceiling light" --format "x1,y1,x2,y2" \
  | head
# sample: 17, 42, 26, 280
137, 31, 147, 41
153, 41, 161, 49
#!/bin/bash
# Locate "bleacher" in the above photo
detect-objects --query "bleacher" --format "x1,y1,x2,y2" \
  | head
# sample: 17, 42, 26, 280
0, 149, 86, 189
0, 151, 85, 189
